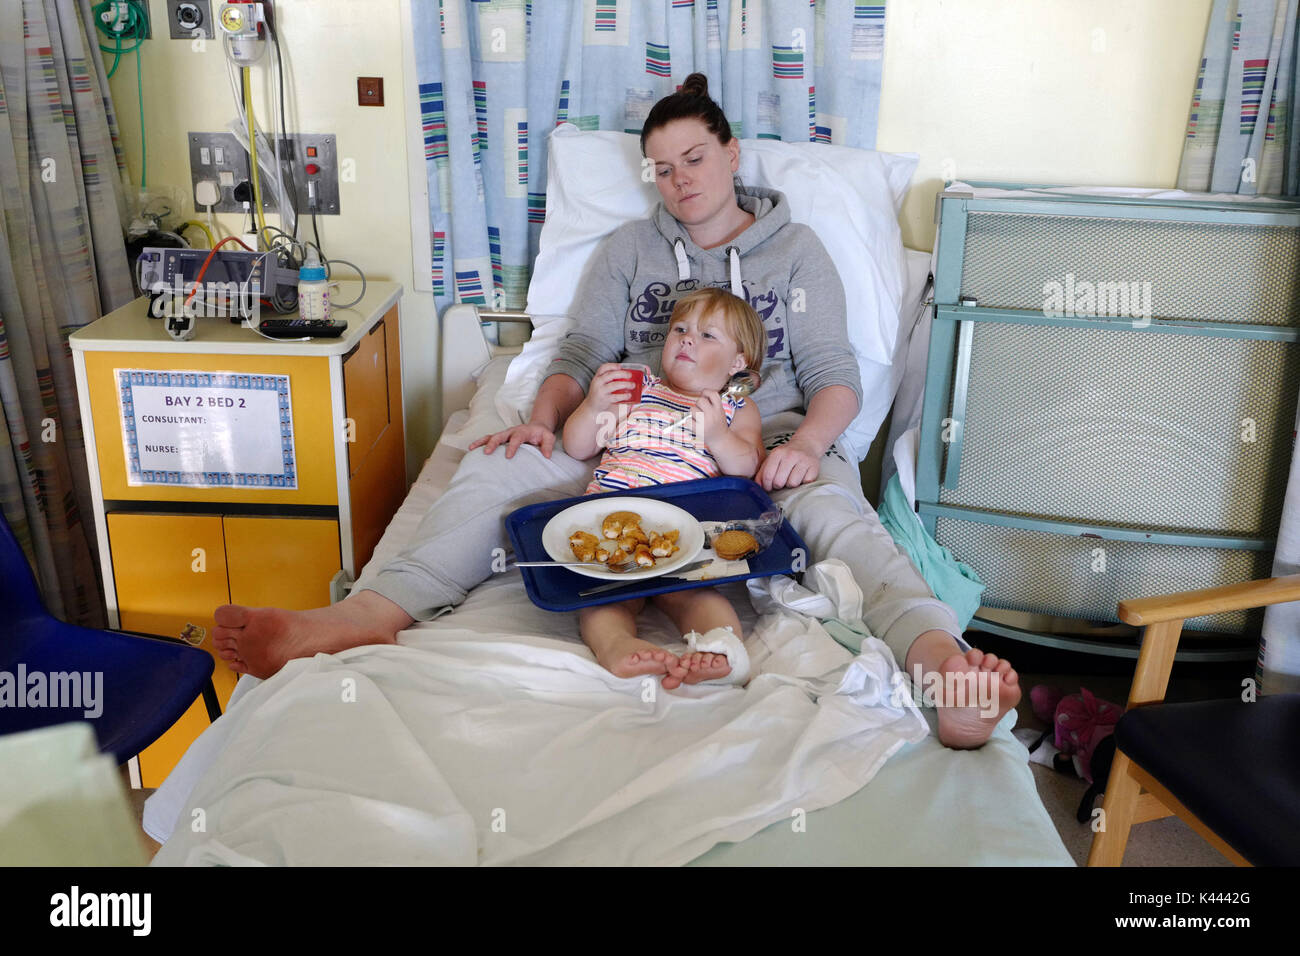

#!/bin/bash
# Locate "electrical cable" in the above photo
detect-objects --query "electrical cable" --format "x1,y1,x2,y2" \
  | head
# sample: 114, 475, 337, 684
263, 3, 298, 239
324, 257, 366, 309
184, 234, 255, 307
181, 220, 216, 248
242, 67, 268, 249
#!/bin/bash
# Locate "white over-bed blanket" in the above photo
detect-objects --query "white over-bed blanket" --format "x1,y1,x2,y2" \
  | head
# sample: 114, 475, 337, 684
151, 568, 925, 866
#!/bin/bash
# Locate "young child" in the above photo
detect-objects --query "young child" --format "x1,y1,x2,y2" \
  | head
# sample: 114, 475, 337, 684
562, 287, 766, 689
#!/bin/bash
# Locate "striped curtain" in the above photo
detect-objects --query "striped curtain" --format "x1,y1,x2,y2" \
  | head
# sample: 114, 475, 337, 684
1178, 0, 1300, 195
412, 0, 889, 314
0, 0, 134, 625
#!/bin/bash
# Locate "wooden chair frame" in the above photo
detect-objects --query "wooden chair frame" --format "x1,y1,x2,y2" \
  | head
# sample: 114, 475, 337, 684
1086, 573, 1300, 866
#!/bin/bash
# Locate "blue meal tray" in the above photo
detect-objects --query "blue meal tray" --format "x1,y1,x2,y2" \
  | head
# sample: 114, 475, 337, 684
505, 476, 808, 612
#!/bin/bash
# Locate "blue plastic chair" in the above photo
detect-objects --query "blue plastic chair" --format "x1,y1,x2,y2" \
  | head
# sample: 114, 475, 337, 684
0, 512, 217, 764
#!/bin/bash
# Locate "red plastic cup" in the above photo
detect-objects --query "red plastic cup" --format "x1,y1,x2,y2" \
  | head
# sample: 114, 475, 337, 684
615, 364, 646, 405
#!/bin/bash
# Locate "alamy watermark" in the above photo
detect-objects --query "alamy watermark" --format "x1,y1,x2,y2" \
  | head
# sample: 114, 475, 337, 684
891, 664, 1001, 718
152, 280, 261, 321
1042, 273, 1152, 327
0, 665, 102, 718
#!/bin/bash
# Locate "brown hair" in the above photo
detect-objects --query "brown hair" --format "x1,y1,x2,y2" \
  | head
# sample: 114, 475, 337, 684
670, 287, 764, 375
640, 72, 732, 155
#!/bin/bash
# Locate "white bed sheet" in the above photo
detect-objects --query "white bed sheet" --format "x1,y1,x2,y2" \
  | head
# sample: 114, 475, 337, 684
145, 409, 1072, 866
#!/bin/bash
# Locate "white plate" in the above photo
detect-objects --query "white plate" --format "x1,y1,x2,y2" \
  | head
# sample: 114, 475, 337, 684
540, 497, 705, 581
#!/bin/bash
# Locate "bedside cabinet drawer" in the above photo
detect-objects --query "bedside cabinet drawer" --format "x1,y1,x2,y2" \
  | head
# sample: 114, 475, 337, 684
106, 512, 238, 788
224, 516, 340, 608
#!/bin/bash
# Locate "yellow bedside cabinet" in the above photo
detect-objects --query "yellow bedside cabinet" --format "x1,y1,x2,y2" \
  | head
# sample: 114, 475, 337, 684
70, 281, 407, 788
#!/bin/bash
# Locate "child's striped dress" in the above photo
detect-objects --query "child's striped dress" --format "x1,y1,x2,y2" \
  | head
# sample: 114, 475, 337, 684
585, 372, 745, 494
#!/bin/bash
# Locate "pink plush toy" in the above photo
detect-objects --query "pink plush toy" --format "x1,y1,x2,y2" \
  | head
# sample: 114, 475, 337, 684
1029, 685, 1123, 784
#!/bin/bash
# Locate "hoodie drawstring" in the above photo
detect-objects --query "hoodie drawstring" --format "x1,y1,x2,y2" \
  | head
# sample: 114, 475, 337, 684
673, 238, 744, 299
673, 238, 690, 282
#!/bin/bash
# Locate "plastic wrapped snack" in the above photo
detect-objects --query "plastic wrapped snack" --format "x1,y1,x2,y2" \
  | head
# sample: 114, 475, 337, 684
701, 509, 783, 557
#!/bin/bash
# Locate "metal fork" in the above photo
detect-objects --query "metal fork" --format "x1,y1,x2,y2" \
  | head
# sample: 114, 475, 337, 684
512, 558, 642, 573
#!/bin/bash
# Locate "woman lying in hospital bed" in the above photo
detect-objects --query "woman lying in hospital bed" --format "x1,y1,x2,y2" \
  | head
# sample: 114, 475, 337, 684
213, 73, 1021, 749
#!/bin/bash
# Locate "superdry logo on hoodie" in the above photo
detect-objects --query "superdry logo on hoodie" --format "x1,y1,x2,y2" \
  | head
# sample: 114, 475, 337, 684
629, 279, 784, 358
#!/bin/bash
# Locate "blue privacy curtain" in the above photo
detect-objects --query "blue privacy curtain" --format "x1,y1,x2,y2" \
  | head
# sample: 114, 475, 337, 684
1177, 0, 1300, 195
411, 0, 888, 312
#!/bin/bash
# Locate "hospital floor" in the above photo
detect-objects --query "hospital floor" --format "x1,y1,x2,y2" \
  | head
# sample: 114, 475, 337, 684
120, 639, 1240, 867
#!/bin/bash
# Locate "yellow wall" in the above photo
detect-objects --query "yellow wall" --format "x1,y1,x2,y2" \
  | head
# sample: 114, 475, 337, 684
108, 0, 1213, 463
879, 0, 1214, 249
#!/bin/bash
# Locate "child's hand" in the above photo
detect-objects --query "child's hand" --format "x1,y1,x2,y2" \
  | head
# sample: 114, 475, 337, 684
693, 389, 728, 444
585, 363, 639, 413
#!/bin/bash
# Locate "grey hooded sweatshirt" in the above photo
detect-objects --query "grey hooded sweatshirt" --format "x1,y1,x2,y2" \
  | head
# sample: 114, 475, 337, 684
546, 186, 863, 422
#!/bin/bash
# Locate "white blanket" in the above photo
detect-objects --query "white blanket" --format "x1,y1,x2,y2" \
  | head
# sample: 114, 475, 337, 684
151, 566, 927, 866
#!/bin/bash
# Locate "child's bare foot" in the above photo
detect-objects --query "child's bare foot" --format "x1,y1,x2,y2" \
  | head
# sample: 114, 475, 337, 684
934, 648, 1021, 749
678, 651, 733, 685
594, 635, 683, 682
212, 591, 410, 679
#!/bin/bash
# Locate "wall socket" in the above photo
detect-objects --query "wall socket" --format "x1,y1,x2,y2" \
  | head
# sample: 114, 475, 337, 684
167, 0, 213, 40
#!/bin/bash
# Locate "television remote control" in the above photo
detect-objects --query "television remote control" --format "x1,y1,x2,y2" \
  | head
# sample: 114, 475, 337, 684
257, 317, 348, 338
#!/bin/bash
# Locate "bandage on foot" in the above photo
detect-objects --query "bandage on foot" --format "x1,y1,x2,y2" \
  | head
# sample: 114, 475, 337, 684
680, 625, 750, 686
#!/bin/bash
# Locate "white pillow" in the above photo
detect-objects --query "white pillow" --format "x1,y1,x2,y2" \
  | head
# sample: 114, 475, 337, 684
516, 123, 919, 460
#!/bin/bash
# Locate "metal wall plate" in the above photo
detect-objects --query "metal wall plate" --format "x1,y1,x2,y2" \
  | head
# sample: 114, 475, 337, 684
188, 131, 340, 217
166, 0, 213, 40
262, 133, 341, 216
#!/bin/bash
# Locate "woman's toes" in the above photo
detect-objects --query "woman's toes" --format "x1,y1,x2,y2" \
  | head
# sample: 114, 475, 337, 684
979, 652, 999, 671
965, 648, 984, 667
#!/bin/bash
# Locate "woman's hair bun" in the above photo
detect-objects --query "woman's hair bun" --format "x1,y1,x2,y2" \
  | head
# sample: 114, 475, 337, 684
680, 72, 709, 98
640, 72, 732, 152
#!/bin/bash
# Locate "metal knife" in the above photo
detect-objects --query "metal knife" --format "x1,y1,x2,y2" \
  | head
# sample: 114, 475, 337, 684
577, 559, 716, 598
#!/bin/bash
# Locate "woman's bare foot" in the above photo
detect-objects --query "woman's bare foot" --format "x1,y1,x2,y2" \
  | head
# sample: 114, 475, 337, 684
211, 591, 412, 679
594, 635, 685, 684
933, 648, 1021, 750
677, 651, 732, 685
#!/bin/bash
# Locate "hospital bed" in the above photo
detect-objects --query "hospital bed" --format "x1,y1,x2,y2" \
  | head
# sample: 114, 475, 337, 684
143, 132, 1073, 866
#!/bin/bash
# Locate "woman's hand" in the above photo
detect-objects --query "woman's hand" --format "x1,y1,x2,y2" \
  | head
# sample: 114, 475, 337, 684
586, 363, 638, 413
692, 390, 728, 445
756, 436, 822, 490
468, 423, 556, 459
